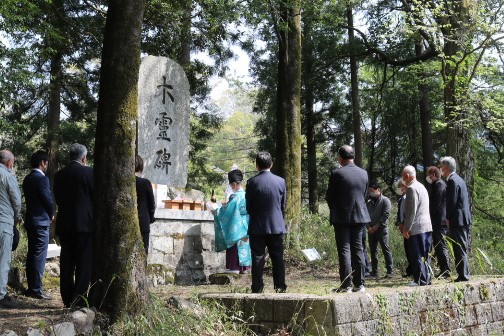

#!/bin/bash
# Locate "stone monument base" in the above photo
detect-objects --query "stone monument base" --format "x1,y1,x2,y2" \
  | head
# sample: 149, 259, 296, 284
147, 208, 225, 286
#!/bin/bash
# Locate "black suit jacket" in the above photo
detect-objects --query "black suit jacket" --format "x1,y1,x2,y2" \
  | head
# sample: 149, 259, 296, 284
246, 170, 286, 235
54, 161, 94, 235
429, 178, 446, 227
446, 173, 472, 227
22, 169, 54, 227
136, 176, 155, 233
325, 162, 371, 225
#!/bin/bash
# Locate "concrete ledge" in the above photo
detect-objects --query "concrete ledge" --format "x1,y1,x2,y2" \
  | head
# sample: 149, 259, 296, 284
201, 278, 504, 335
155, 208, 213, 221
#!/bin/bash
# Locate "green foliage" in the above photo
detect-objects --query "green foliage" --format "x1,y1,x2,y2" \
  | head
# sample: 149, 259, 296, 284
110, 295, 254, 335
187, 110, 224, 194
287, 208, 337, 269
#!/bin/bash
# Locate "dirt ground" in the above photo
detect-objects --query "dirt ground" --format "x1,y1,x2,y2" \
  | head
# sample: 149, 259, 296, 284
0, 287, 70, 334
0, 264, 456, 334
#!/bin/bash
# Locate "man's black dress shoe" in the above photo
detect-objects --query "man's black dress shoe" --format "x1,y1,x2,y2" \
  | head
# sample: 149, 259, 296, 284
25, 290, 53, 300
0, 295, 18, 308
435, 272, 450, 279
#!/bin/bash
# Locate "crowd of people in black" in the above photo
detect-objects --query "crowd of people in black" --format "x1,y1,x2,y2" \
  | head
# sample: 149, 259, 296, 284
0, 144, 156, 309
0, 143, 472, 309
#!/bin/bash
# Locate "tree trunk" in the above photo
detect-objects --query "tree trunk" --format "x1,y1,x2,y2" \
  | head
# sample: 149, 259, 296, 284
46, 0, 65, 241
347, 7, 363, 167
305, 91, 319, 213
275, 0, 302, 245
440, 1, 475, 192
91, 0, 148, 322
177, 0, 191, 68
46, 52, 62, 241
415, 40, 434, 171
302, 20, 318, 214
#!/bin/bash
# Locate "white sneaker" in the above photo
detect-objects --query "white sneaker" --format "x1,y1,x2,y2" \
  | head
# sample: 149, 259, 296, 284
332, 286, 352, 293
407, 281, 419, 287
352, 286, 366, 293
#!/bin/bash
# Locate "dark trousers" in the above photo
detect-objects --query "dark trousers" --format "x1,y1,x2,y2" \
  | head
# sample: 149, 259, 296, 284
403, 238, 413, 276
25, 226, 50, 294
249, 234, 286, 293
333, 223, 365, 289
59, 232, 93, 307
432, 225, 450, 274
407, 232, 432, 286
368, 226, 394, 274
362, 229, 371, 273
141, 231, 149, 255
449, 225, 470, 280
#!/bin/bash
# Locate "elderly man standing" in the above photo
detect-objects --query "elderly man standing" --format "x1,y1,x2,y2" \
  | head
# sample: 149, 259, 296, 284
326, 145, 370, 293
54, 144, 94, 307
426, 166, 450, 279
440, 156, 472, 282
0, 150, 22, 309
401, 165, 432, 286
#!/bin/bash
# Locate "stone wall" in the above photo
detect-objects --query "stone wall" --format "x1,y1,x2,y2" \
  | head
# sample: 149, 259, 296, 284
147, 208, 225, 285
202, 278, 504, 335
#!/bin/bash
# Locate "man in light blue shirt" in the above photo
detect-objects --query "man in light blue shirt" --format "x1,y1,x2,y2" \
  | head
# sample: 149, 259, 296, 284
0, 149, 22, 308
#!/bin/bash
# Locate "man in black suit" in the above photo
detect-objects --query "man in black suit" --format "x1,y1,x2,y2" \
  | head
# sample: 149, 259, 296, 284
54, 143, 94, 307
22, 150, 54, 300
440, 156, 472, 282
325, 145, 371, 293
426, 166, 450, 279
135, 155, 156, 254
246, 152, 287, 293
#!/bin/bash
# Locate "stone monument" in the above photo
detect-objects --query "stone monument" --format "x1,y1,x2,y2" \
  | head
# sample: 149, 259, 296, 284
137, 56, 225, 285
137, 55, 190, 187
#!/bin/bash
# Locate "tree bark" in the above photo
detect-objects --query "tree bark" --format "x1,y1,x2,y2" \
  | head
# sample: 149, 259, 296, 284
46, 0, 65, 241
440, 1, 475, 192
177, 0, 191, 68
347, 6, 363, 167
415, 40, 434, 170
275, 0, 302, 244
91, 0, 148, 322
302, 19, 318, 214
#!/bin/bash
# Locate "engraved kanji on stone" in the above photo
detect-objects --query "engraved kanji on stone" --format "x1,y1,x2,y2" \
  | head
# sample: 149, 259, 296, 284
156, 76, 174, 105
155, 112, 173, 141
155, 148, 172, 174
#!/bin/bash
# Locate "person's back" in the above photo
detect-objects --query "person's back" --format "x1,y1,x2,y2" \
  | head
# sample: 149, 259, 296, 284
245, 152, 287, 293
246, 170, 286, 235
326, 162, 370, 225
53, 143, 94, 307
54, 161, 94, 235
134, 154, 155, 253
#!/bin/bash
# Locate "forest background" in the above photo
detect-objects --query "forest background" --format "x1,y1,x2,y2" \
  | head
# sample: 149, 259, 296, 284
1, 0, 504, 332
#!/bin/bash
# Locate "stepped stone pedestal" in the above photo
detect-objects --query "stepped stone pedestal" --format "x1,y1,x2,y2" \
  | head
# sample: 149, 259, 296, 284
147, 208, 225, 285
